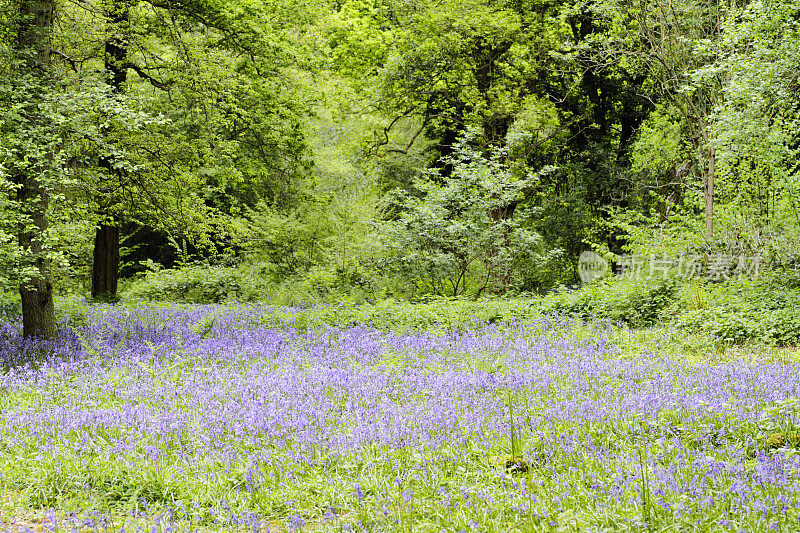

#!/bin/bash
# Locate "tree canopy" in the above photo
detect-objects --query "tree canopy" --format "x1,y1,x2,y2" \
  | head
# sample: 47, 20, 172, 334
2, 0, 799, 332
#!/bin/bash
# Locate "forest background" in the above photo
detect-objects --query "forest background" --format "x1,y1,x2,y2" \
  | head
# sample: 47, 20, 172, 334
2, 0, 800, 339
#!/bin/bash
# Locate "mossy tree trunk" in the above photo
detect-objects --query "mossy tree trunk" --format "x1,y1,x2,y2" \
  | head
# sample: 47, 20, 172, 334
14, 0, 57, 338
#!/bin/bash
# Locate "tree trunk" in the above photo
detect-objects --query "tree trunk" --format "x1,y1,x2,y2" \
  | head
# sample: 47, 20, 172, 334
20, 279, 56, 339
487, 201, 519, 293
699, 111, 715, 245
705, 144, 715, 243
17, 175, 57, 339
91, 2, 129, 300
91, 224, 120, 299
15, 0, 57, 339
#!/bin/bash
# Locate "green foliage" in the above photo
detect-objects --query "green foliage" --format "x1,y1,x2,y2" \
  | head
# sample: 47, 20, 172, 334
626, 106, 695, 221
2, 0, 319, 302
0, 290, 20, 319
124, 264, 253, 304
631, 110, 684, 179
122, 259, 383, 305
538, 268, 800, 342
123, 261, 800, 349
258, 297, 536, 333
234, 203, 331, 278
599, 0, 800, 263
351, 0, 572, 153
223, 183, 387, 300
54, 295, 92, 329
3, 0, 800, 347
540, 276, 680, 329
676, 272, 800, 346
122, 258, 400, 306
385, 133, 556, 297
604, 207, 706, 260
714, 0, 800, 170
702, 0, 800, 262
0, 63, 85, 290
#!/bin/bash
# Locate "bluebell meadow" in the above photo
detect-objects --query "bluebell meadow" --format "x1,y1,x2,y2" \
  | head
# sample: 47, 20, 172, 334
0, 304, 797, 531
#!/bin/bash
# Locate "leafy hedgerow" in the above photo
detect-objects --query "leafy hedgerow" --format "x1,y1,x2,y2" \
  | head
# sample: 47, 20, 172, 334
119, 261, 800, 345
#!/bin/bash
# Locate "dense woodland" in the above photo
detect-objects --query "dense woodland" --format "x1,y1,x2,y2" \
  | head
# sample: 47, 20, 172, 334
2, 0, 800, 337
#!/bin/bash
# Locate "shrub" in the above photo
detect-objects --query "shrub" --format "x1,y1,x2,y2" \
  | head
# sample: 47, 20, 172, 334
539, 276, 679, 328
123, 264, 246, 303
121, 261, 393, 306
55, 295, 92, 329
258, 297, 538, 333
676, 271, 800, 346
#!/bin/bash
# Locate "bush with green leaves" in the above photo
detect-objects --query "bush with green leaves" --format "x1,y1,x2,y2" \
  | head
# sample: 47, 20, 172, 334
539, 276, 680, 328
258, 297, 538, 333
676, 271, 800, 346
53, 294, 94, 329
0, 290, 20, 319
384, 132, 557, 298
123, 264, 251, 304
121, 260, 392, 306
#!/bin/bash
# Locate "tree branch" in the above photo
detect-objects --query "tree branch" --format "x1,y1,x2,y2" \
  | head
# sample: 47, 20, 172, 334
121, 62, 174, 90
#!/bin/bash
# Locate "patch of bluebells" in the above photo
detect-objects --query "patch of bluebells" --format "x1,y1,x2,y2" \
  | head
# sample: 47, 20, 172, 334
0, 305, 799, 530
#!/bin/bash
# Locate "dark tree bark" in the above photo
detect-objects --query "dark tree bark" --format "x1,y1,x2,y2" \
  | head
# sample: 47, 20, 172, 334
92, 2, 129, 300
18, 179, 57, 340
92, 224, 120, 299
14, 0, 57, 338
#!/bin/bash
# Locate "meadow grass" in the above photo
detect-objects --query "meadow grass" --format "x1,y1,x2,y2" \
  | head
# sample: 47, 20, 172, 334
0, 303, 798, 532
